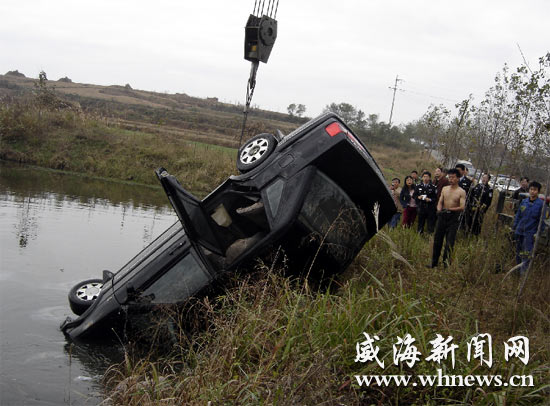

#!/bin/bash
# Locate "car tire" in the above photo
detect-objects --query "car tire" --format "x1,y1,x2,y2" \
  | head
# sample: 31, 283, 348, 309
68, 278, 104, 316
237, 133, 277, 173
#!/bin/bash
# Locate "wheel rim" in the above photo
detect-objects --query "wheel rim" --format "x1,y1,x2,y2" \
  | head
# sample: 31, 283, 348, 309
76, 282, 103, 301
240, 138, 269, 165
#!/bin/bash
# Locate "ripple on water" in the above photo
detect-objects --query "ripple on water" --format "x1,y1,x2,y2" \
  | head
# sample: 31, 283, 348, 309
30, 305, 70, 322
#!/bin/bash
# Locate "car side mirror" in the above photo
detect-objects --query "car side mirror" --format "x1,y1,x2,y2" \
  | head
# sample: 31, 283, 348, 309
102, 270, 114, 283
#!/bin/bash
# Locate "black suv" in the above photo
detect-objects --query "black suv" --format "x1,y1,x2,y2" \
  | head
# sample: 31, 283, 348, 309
61, 112, 396, 340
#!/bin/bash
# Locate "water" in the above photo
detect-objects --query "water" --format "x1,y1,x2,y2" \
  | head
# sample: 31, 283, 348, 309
0, 163, 177, 405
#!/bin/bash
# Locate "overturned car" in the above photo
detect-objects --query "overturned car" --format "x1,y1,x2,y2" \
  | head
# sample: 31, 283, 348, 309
61, 112, 396, 340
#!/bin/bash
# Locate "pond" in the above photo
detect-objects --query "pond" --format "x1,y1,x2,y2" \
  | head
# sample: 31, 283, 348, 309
0, 162, 177, 405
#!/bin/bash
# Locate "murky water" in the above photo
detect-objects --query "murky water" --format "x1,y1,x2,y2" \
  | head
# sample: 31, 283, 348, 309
0, 162, 177, 405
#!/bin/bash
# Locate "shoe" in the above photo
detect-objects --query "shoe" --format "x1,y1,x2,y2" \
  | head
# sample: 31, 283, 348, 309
425, 264, 437, 269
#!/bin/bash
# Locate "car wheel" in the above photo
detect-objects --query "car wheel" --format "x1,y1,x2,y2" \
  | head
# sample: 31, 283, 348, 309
68, 278, 103, 316
237, 133, 277, 173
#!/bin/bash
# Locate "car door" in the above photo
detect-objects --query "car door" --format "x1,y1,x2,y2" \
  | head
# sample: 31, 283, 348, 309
156, 168, 225, 256
139, 248, 212, 304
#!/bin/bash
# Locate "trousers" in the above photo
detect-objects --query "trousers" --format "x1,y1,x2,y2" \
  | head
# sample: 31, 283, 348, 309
432, 211, 460, 267
402, 207, 417, 228
515, 234, 535, 274
389, 212, 401, 229
417, 207, 436, 234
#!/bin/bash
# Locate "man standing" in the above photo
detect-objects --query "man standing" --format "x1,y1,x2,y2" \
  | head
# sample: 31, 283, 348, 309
455, 163, 472, 229
455, 164, 472, 195
512, 177, 530, 201
513, 181, 546, 275
410, 170, 420, 185
433, 167, 449, 202
388, 177, 402, 229
415, 171, 437, 234
469, 174, 494, 235
429, 168, 466, 268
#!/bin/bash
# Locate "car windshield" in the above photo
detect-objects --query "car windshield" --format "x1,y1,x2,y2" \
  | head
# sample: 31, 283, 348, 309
298, 170, 367, 261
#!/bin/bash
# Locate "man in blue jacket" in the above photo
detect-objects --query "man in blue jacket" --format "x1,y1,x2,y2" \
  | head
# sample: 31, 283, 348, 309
512, 181, 546, 274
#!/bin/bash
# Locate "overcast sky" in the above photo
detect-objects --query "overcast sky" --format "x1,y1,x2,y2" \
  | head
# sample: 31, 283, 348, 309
1, 0, 549, 125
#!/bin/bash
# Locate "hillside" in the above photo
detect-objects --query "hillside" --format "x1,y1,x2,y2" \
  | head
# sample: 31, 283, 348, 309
0, 71, 431, 192
0, 72, 305, 148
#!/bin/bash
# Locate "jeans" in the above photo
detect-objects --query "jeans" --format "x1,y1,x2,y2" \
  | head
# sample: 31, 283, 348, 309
515, 234, 534, 274
432, 211, 460, 267
389, 213, 401, 229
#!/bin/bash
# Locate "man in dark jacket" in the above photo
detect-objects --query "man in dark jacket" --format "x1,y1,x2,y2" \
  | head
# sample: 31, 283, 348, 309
469, 174, 494, 235
455, 164, 472, 195
512, 181, 547, 275
411, 170, 420, 185
512, 177, 529, 201
415, 171, 438, 234
433, 167, 449, 202
456, 163, 472, 229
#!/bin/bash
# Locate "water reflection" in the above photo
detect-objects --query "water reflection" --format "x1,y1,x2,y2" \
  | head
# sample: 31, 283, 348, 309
1, 162, 175, 250
0, 161, 177, 405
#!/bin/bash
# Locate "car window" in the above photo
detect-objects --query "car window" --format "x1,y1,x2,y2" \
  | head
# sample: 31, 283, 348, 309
265, 178, 285, 217
141, 250, 210, 304
114, 222, 184, 283
298, 170, 367, 260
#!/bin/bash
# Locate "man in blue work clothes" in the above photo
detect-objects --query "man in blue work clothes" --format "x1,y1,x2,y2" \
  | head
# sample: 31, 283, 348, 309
512, 181, 546, 274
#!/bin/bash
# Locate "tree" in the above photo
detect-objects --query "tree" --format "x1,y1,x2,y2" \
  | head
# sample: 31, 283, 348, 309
323, 102, 367, 130
287, 103, 306, 117
33, 71, 58, 108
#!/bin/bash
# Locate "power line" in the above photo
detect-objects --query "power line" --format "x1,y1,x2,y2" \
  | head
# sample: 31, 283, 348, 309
400, 88, 462, 104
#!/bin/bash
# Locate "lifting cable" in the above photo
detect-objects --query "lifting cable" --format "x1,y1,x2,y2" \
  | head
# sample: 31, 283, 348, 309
239, 0, 279, 146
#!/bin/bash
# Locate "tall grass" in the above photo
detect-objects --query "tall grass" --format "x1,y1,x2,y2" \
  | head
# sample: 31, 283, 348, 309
103, 211, 550, 405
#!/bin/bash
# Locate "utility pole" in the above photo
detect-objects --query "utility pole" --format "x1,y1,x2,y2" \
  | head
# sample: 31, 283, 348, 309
388, 75, 403, 127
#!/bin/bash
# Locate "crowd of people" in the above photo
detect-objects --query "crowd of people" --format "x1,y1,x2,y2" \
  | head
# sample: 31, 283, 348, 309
388, 165, 547, 273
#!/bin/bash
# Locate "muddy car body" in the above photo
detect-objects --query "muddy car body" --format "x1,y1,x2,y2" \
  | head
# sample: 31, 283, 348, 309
61, 112, 396, 340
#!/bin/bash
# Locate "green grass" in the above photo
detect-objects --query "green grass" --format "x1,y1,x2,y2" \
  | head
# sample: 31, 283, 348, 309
103, 212, 550, 405
0, 103, 237, 197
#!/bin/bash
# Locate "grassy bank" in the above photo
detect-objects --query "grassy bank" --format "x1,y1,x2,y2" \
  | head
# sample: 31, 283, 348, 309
0, 101, 434, 197
102, 211, 549, 405
0, 102, 237, 197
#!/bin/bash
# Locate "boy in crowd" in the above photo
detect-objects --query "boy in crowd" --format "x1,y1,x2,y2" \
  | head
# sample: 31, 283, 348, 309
513, 181, 546, 275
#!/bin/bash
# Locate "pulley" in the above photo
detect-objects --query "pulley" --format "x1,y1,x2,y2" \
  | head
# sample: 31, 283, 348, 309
239, 1, 280, 145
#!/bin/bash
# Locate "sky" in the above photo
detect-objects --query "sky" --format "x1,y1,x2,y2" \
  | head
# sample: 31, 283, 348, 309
1, 0, 549, 125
